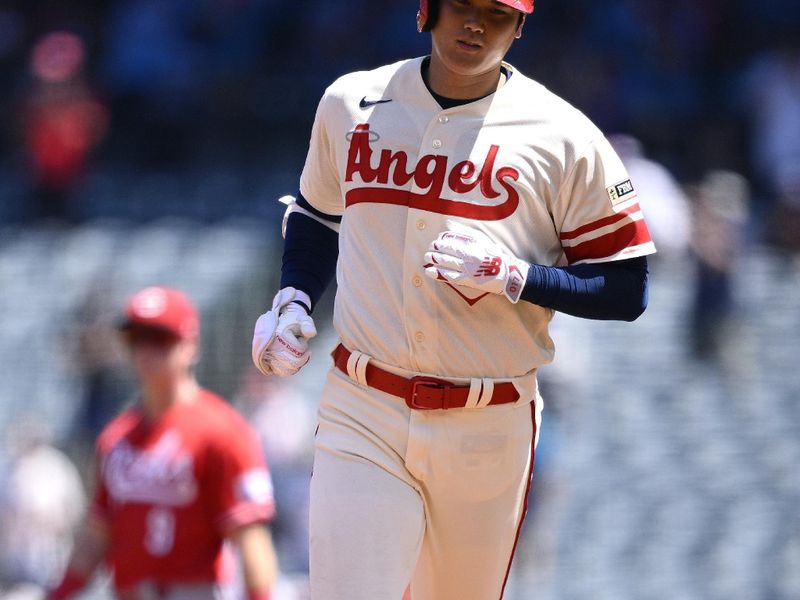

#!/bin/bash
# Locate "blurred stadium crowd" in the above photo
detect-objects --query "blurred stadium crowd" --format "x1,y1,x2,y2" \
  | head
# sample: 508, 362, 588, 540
0, 1, 799, 599
0, 0, 800, 222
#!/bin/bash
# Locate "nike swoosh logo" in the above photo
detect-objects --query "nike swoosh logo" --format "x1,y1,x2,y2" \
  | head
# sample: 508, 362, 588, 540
360, 96, 393, 109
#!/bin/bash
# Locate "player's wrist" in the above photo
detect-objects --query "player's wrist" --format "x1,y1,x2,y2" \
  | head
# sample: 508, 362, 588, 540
49, 569, 88, 600
287, 289, 312, 314
273, 287, 312, 314
503, 257, 530, 304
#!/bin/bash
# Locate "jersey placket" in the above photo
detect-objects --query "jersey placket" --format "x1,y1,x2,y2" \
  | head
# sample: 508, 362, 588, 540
400, 109, 455, 371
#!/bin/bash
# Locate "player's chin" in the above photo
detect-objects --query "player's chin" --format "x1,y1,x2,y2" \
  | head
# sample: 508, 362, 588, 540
133, 356, 176, 380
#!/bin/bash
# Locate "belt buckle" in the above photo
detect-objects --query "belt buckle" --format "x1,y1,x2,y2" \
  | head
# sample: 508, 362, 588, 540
408, 377, 452, 410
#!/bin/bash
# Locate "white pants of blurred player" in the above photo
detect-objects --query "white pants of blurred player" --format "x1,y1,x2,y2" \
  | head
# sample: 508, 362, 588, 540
310, 366, 541, 600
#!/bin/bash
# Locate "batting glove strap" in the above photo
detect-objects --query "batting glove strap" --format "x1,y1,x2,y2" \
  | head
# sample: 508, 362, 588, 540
423, 231, 530, 304
287, 289, 312, 314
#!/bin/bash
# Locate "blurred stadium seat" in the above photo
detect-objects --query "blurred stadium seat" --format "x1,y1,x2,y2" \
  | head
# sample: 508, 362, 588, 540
0, 221, 277, 445
506, 250, 800, 600
1, 222, 798, 599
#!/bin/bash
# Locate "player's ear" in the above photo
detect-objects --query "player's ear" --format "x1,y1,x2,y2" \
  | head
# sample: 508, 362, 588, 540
185, 336, 201, 368
515, 15, 526, 39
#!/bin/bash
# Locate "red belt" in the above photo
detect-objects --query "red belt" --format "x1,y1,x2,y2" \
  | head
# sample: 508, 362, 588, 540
333, 344, 519, 410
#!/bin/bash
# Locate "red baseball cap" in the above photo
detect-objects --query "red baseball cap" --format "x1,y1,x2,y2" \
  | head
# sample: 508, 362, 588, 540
120, 286, 199, 340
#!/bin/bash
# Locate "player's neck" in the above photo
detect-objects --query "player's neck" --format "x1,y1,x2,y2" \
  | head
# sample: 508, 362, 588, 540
425, 55, 505, 100
140, 375, 199, 421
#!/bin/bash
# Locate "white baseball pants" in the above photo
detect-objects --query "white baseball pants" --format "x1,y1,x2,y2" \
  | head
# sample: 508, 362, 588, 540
309, 367, 540, 600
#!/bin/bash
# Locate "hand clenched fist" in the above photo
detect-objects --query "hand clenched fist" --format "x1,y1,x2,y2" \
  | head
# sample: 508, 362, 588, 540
252, 287, 317, 377
423, 231, 530, 303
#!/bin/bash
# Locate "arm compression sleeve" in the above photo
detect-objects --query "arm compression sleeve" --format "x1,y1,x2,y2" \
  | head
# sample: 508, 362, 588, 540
279, 211, 339, 312
520, 256, 649, 321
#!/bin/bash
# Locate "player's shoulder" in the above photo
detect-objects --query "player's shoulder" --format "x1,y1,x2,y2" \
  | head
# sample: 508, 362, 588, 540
322, 57, 421, 108
195, 389, 255, 435
194, 388, 235, 420
96, 406, 143, 452
191, 390, 262, 461
504, 65, 606, 147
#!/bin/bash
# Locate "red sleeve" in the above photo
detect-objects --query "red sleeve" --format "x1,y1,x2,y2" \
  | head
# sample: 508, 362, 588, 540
90, 408, 139, 524
88, 446, 111, 524
555, 136, 655, 265
204, 419, 276, 535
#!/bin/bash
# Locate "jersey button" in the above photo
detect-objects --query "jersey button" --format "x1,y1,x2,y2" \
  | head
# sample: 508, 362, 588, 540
415, 331, 426, 343
432, 139, 443, 149
413, 275, 423, 287
438, 115, 449, 124
416, 219, 426, 230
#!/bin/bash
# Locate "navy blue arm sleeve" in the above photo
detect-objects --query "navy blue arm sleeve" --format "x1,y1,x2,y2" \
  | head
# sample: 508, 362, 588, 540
279, 210, 339, 312
520, 256, 649, 322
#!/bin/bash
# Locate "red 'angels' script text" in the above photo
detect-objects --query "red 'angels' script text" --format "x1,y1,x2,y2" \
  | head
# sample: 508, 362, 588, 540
344, 123, 520, 221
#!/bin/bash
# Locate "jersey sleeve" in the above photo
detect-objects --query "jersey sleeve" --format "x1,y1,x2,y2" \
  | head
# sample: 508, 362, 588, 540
299, 88, 344, 217
88, 451, 111, 525
205, 420, 276, 535
553, 135, 656, 265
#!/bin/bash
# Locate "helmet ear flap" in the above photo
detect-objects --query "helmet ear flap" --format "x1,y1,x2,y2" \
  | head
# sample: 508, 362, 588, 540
515, 14, 526, 38
418, 0, 438, 32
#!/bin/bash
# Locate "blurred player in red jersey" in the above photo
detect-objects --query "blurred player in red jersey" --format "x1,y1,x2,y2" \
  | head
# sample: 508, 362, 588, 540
49, 286, 278, 600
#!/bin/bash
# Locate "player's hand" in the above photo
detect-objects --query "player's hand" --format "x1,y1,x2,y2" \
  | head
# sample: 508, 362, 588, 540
423, 230, 530, 303
252, 287, 317, 377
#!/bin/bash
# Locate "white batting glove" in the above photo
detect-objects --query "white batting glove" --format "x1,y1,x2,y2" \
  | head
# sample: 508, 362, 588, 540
423, 231, 530, 303
252, 287, 317, 377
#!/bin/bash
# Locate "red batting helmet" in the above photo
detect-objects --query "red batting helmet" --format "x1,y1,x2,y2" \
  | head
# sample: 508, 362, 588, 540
418, 0, 534, 32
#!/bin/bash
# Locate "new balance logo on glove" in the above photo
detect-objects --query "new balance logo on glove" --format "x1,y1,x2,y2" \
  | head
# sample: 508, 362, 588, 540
476, 257, 503, 278
423, 230, 530, 304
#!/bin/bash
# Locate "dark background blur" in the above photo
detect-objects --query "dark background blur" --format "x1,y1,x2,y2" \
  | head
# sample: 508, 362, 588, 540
0, 0, 799, 222
0, 1, 799, 599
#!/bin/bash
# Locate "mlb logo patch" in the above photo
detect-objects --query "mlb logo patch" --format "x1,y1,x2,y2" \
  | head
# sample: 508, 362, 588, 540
607, 179, 635, 205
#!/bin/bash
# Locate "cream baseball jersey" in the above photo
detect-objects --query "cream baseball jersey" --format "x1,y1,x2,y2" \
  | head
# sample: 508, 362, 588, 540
300, 56, 655, 380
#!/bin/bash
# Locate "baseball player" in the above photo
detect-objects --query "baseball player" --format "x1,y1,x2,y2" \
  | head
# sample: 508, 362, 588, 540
50, 287, 278, 600
252, 0, 656, 598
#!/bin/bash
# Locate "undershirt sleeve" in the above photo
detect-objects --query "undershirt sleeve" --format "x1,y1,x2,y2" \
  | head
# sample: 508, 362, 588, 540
520, 256, 649, 321
279, 208, 339, 312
